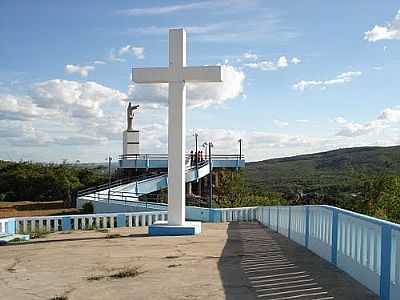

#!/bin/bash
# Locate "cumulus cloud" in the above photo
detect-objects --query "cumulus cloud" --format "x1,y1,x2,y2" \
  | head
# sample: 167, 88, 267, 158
0, 120, 51, 146
128, 64, 245, 109
334, 106, 400, 137
110, 45, 144, 62
365, 9, 400, 42
377, 106, 400, 122
244, 56, 289, 71
0, 94, 40, 120
293, 71, 362, 91
291, 57, 301, 64
31, 79, 127, 119
336, 119, 387, 137
273, 120, 289, 127
54, 135, 108, 146
0, 80, 129, 148
64, 64, 95, 78
244, 55, 300, 71
242, 51, 258, 61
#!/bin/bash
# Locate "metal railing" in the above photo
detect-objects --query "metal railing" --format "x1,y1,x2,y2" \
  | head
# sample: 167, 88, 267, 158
119, 153, 244, 161
77, 161, 210, 199
77, 172, 166, 197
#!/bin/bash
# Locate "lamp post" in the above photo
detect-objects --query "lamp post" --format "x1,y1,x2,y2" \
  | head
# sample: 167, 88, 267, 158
208, 142, 214, 208
238, 138, 242, 160
106, 156, 112, 202
202, 142, 208, 160
194, 132, 198, 169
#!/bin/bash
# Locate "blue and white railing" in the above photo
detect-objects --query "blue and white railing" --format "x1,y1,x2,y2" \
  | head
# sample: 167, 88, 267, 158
256, 205, 400, 300
0, 218, 16, 235
5, 211, 168, 235
2, 203, 398, 299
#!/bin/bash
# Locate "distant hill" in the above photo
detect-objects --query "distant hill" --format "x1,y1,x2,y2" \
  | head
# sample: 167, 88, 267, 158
244, 146, 400, 194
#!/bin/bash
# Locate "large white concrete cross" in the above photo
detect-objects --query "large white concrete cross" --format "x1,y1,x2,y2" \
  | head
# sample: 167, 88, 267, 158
132, 28, 222, 226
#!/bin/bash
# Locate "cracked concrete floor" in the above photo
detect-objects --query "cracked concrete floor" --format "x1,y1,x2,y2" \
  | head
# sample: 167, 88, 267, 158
0, 223, 377, 300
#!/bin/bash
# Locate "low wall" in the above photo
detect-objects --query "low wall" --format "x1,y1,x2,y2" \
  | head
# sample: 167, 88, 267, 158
256, 205, 400, 300
0, 218, 16, 235
77, 198, 163, 213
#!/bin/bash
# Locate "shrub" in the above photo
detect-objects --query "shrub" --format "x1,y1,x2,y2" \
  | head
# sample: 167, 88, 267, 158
81, 201, 94, 214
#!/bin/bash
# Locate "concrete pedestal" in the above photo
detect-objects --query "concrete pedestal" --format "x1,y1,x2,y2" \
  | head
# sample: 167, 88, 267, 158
148, 221, 202, 236
123, 130, 140, 155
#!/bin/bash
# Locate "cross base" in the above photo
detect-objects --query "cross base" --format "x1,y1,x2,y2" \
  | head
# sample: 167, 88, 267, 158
148, 221, 202, 236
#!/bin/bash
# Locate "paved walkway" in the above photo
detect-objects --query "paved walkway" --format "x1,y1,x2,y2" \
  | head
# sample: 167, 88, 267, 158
220, 222, 378, 300
0, 223, 378, 299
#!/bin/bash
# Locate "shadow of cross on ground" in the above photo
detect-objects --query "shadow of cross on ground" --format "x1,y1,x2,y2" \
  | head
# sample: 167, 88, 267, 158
218, 222, 378, 300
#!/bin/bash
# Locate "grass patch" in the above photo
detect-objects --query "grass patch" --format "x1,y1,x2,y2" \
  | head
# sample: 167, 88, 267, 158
30, 231, 49, 239
96, 229, 108, 233
164, 255, 180, 259
108, 267, 140, 279
49, 296, 67, 300
87, 274, 105, 281
167, 264, 182, 268
87, 266, 142, 281
105, 233, 122, 239
8, 237, 23, 243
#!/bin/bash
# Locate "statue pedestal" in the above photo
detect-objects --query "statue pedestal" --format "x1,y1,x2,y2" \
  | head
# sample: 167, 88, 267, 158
148, 221, 202, 236
123, 130, 140, 156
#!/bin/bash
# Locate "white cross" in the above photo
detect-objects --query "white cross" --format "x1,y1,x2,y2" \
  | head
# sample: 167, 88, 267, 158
132, 28, 222, 226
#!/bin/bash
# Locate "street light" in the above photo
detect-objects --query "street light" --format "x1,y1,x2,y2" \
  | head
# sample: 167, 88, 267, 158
106, 155, 113, 202
208, 142, 214, 208
238, 138, 243, 160
193, 132, 199, 168
202, 142, 208, 160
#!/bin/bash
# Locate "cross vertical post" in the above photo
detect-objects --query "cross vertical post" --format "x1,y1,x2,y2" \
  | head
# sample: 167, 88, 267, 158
132, 28, 222, 232
168, 29, 186, 226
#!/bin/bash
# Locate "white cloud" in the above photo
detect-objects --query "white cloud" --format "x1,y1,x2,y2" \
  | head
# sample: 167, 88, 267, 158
365, 10, 400, 42
54, 135, 108, 146
115, 2, 226, 16
291, 57, 301, 64
377, 106, 400, 122
334, 116, 347, 125
295, 119, 309, 123
31, 79, 127, 119
128, 64, 245, 109
245, 56, 288, 71
64, 64, 95, 78
293, 71, 362, 91
334, 106, 400, 137
0, 94, 40, 120
276, 56, 288, 68
273, 120, 289, 127
0, 120, 51, 146
244, 56, 301, 71
125, 13, 297, 44
242, 52, 258, 61
110, 45, 144, 62
336, 119, 387, 137
93, 60, 106, 65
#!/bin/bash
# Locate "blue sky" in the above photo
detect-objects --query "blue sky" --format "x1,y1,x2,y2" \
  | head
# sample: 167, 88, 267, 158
1, 1, 400, 162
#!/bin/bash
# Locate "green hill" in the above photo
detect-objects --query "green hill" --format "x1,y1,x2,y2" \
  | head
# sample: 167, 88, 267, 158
244, 146, 400, 194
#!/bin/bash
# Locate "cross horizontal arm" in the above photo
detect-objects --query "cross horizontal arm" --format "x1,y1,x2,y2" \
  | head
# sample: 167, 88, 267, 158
132, 67, 170, 83
183, 66, 222, 82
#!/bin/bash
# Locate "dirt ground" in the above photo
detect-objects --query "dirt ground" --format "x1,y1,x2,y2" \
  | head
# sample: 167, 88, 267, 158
0, 223, 378, 300
0, 201, 78, 218
0, 224, 229, 300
